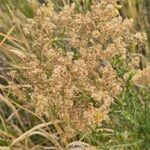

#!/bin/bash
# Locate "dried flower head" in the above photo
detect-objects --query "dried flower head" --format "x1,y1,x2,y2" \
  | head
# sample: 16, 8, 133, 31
8, 0, 145, 137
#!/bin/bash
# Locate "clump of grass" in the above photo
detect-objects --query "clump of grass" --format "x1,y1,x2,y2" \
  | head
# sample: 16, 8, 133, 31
0, 0, 150, 149
0, 0, 39, 71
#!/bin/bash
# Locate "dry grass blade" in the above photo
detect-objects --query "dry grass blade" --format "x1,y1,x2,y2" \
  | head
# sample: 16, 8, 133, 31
10, 120, 61, 148
24, 131, 58, 149
0, 32, 23, 44
0, 94, 24, 129
6, 5, 31, 52
0, 146, 10, 150
0, 26, 15, 47
0, 130, 15, 139
53, 122, 68, 146
39, 129, 64, 149
0, 44, 26, 59
0, 114, 8, 138
8, 97, 45, 122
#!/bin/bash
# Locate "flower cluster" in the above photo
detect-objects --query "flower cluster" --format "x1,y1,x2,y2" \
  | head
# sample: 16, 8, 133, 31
8, 0, 145, 136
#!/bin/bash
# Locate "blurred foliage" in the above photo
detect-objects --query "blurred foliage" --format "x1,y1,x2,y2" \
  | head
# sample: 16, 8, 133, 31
121, 0, 150, 59
0, 0, 40, 69
0, 0, 37, 18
